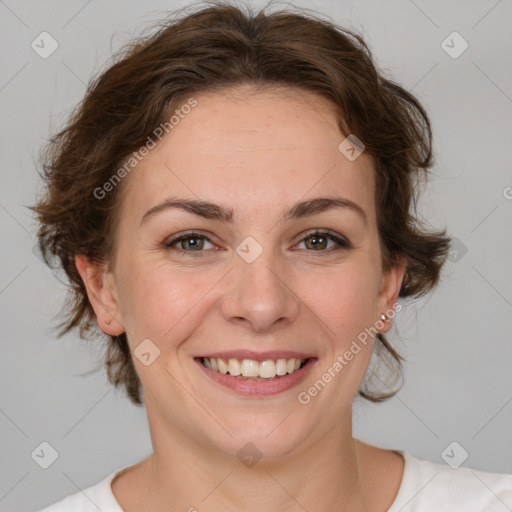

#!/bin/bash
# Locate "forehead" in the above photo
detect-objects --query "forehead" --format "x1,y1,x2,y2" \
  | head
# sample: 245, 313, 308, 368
119, 86, 376, 225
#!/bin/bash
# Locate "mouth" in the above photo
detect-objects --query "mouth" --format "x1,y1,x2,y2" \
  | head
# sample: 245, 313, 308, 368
200, 356, 308, 379
194, 352, 317, 396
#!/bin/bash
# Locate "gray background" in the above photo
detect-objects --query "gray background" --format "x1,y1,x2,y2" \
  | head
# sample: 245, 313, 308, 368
1, 0, 511, 510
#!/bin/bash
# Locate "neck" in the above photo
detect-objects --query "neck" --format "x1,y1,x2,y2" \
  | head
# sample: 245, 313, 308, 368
133, 410, 369, 511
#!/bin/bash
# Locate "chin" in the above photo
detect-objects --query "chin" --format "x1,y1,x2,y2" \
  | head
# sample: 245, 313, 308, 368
208, 413, 310, 463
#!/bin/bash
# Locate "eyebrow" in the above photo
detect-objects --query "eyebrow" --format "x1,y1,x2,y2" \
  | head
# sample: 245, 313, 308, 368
140, 196, 368, 227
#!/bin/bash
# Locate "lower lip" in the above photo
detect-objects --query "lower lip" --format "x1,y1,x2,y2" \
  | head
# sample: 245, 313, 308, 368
195, 358, 317, 397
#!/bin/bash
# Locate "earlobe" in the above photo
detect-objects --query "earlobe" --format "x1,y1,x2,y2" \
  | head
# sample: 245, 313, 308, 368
75, 255, 125, 335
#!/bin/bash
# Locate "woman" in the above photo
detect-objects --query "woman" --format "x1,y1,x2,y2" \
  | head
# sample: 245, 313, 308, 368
32, 2, 512, 511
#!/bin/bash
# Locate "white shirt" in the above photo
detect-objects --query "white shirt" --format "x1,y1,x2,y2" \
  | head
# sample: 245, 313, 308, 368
37, 450, 512, 511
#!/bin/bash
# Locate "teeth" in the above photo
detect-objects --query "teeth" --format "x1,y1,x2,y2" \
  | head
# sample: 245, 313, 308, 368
218, 359, 228, 374
241, 359, 259, 377
276, 359, 287, 376
228, 358, 241, 376
202, 357, 306, 379
259, 360, 276, 378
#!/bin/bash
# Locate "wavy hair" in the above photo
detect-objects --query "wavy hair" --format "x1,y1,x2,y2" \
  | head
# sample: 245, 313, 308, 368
31, 1, 451, 405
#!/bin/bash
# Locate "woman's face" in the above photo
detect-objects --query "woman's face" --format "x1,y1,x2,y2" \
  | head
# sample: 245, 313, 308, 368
80, 85, 404, 460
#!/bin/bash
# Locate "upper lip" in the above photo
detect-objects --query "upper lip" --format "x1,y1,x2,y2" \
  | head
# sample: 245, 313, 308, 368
196, 350, 316, 362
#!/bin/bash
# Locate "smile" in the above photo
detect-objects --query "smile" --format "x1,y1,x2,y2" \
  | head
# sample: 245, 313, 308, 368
202, 357, 307, 379
194, 351, 317, 397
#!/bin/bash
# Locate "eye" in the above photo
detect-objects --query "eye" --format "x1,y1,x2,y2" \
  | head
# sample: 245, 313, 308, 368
163, 229, 351, 258
163, 232, 216, 256
295, 230, 352, 254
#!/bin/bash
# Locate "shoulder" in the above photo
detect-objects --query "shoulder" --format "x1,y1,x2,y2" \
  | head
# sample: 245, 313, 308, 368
390, 449, 512, 511
35, 466, 128, 512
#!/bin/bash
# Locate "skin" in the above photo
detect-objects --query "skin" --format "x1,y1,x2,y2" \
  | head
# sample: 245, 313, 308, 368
76, 84, 407, 511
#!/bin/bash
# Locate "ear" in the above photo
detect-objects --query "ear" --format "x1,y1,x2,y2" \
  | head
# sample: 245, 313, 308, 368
376, 253, 407, 333
75, 255, 125, 336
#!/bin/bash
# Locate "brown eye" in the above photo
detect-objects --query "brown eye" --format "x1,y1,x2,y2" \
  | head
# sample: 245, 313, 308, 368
297, 230, 351, 253
176, 236, 206, 251
304, 233, 329, 250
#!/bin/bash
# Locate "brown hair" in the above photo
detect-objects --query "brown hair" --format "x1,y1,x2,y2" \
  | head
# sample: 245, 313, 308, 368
31, 1, 451, 405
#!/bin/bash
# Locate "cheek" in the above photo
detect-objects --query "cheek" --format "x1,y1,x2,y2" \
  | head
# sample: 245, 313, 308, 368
298, 261, 380, 340
116, 261, 220, 345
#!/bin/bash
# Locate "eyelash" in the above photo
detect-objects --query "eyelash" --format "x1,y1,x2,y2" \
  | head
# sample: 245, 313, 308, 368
163, 229, 352, 258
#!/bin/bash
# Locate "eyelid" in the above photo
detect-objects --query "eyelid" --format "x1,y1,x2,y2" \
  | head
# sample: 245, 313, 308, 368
294, 228, 351, 247
163, 228, 352, 256
292, 230, 352, 256
163, 230, 218, 250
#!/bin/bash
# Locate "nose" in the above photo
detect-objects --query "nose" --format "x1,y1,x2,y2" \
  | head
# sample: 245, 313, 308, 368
221, 250, 300, 333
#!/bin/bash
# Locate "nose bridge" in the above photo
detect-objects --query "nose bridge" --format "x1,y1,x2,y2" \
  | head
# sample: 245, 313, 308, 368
222, 238, 299, 331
